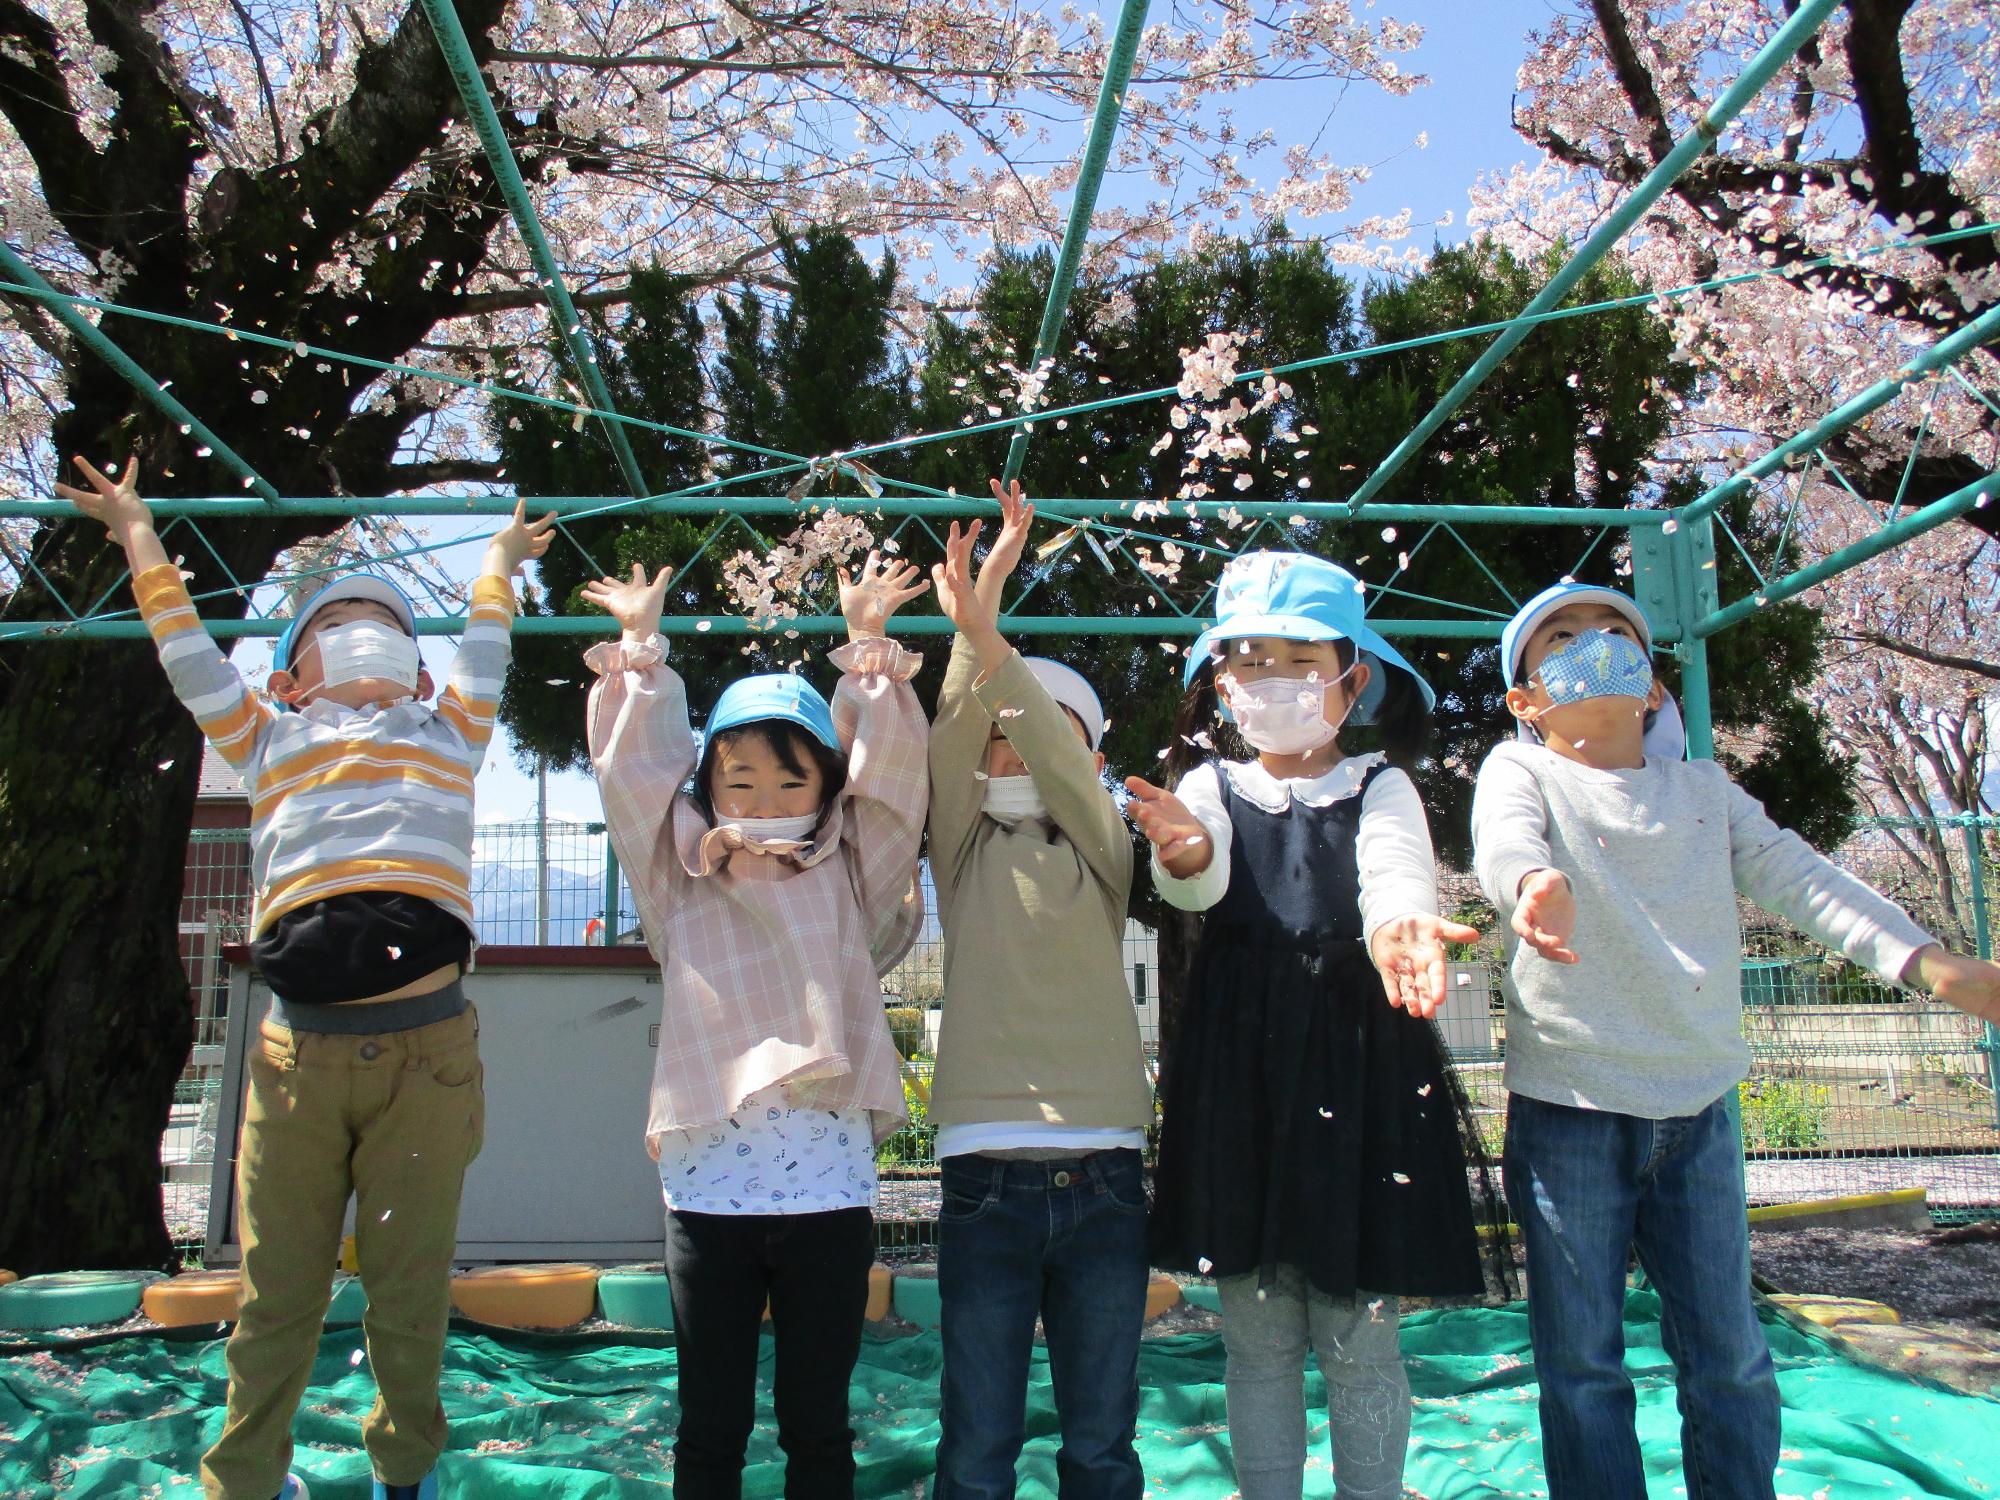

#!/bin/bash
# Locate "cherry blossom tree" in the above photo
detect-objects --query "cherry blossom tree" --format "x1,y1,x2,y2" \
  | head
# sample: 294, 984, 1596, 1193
0, 0, 1437, 1269
1476, 0, 2000, 921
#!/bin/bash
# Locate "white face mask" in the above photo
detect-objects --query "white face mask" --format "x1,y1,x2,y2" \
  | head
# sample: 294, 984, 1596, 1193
721, 812, 820, 848
313, 620, 420, 695
1220, 667, 1356, 757
982, 775, 1047, 826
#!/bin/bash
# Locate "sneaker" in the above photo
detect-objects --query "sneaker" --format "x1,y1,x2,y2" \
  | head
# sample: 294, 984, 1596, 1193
372, 1475, 438, 1500
277, 1479, 311, 1500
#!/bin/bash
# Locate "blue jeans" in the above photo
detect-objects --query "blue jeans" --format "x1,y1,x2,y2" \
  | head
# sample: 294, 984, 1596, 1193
1504, 1093, 1779, 1500
933, 1150, 1149, 1500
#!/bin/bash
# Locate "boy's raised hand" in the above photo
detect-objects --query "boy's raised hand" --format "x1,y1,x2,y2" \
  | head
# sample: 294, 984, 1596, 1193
930, 520, 992, 636
1370, 913, 1484, 1018
1513, 868, 1579, 964
975, 478, 1036, 612
582, 562, 672, 640
1911, 947, 2000, 1024
486, 500, 560, 576
838, 549, 929, 639
55, 456, 152, 540
1123, 775, 1212, 877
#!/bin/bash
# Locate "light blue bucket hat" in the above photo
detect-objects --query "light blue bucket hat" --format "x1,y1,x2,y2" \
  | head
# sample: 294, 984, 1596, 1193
1186, 552, 1435, 721
706, 672, 840, 753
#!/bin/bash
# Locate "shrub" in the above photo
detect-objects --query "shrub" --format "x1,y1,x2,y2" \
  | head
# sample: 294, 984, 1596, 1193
1739, 1077, 1831, 1150
884, 1006, 927, 1059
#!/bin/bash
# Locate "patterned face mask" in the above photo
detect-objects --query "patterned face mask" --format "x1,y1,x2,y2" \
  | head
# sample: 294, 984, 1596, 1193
1530, 630, 1653, 706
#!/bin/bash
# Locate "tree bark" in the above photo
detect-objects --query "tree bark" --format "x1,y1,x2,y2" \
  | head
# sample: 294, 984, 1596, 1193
0, 0, 517, 1267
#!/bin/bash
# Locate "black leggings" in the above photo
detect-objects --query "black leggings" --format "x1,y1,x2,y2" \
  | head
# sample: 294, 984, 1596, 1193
662, 1205, 875, 1500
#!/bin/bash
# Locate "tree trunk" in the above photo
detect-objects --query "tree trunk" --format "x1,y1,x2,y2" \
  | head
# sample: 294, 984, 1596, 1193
0, 640, 206, 1272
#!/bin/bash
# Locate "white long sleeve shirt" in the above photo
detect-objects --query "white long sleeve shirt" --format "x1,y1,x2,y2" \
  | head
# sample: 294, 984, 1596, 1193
1151, 754, 1441, 941
1471, 740, 1934, 1118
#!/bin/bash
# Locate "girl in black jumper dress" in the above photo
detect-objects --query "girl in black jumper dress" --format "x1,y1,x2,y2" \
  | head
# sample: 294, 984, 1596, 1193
1125, 552, 1507, 1500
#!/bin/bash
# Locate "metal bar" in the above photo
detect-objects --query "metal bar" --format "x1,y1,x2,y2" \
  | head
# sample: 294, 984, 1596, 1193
1714, 511, 1769, 588
1679, 633, 1716, 758
413, 0, 650, 498
0, 242, 279, 504
1678, 300, 2000, 527
1888, 398, 1936, 525
999, 0, 1153, 486
1961, 821, 2000, 1127
0, 614, 1521, 642
9, 222, 1991, 507
1692, 472, 1995, 639
1769, 456, 1814, 568
1345, 0, 1844, 509
0, 494, 1679, 526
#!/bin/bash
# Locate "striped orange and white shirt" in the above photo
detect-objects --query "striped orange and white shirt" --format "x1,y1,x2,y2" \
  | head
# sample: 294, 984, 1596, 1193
133, 564, 515, 938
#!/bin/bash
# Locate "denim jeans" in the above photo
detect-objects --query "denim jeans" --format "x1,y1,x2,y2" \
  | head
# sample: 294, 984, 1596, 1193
1503, 1093, 1779, 1500
662, 1205, 875, 1500
933, 1150, 1149, 1500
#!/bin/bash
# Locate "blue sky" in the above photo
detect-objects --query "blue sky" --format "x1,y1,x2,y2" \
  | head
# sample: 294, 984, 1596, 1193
458, 0, 1562, 821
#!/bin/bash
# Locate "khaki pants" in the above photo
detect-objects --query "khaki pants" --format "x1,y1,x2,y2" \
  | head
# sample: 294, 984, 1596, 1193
201, 1006, 484, 1500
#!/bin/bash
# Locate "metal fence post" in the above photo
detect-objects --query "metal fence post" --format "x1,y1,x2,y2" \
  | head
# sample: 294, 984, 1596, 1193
602, 838, 622, 944
1961, 819, 2000, 1127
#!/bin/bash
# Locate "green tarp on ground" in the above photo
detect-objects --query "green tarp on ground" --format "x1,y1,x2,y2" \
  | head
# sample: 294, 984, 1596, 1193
2, 1292, 1995, 1498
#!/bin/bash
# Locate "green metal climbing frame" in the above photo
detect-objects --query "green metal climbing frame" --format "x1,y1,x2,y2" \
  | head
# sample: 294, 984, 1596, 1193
0, 0, 1993, 771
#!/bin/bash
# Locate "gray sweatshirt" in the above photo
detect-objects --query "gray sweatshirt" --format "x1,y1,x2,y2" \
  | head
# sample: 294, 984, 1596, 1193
1471, 740, 1933, 1119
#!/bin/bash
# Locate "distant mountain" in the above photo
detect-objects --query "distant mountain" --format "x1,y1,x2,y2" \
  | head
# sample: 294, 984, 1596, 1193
470, 861, 616, 946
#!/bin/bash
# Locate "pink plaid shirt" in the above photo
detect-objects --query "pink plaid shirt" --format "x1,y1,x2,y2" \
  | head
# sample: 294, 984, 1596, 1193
586, 634, 928, 1145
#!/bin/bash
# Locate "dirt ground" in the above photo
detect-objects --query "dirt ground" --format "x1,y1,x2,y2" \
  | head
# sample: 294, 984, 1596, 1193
1750, 1220, 2000, 1397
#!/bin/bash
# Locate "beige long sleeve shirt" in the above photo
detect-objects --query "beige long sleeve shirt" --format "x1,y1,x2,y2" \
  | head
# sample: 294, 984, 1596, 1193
925, 640, 1152, 1132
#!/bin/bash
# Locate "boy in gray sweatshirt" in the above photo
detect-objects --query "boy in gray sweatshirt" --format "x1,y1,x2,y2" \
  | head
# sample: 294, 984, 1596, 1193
1470, 581, 2000, 1500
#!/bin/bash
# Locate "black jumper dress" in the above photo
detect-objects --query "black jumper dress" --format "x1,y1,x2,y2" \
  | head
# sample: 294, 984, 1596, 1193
1149, 764, 1486, 1299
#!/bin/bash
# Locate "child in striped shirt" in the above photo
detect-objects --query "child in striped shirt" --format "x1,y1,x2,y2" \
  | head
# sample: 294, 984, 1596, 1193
58, 456, 553, 1500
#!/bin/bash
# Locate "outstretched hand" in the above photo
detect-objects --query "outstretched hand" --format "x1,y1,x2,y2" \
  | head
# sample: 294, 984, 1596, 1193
1512, 868, 1579, 964
1370, 913, 1483, 1018
487, 500, 560, 576
975, 478, 1035, 611
930, 520, 991, 637
582, 563, 672, 638
1912, 946, 2000, 1024
838, 549, 929, 639
55, 456, 151, 540
1123, 775, 1212, 878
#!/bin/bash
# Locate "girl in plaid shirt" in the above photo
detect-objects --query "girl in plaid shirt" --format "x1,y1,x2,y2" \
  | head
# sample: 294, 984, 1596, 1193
583, 553, 930, 1500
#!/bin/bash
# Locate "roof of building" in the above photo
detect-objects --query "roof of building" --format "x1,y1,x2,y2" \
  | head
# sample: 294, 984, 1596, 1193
198, 744, 248, 801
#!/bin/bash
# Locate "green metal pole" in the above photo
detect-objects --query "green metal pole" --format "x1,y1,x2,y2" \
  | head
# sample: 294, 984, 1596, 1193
0, 494, 1674, 527
414, 0, 650, 498
1959, 820, 2000, 1127
1692, 473, 1994, 639
0, 613, 1517, 642
602, 838, 622, 947
1344, 0, 1843, 509
1677, 302, 2000, 528
0, 242, 279, 504
999, 0, 1153, 487
1677, 635, 1716, 760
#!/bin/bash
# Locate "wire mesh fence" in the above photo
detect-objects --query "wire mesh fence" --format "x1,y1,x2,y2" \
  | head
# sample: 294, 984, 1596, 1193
166, 812, 2000, 1257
